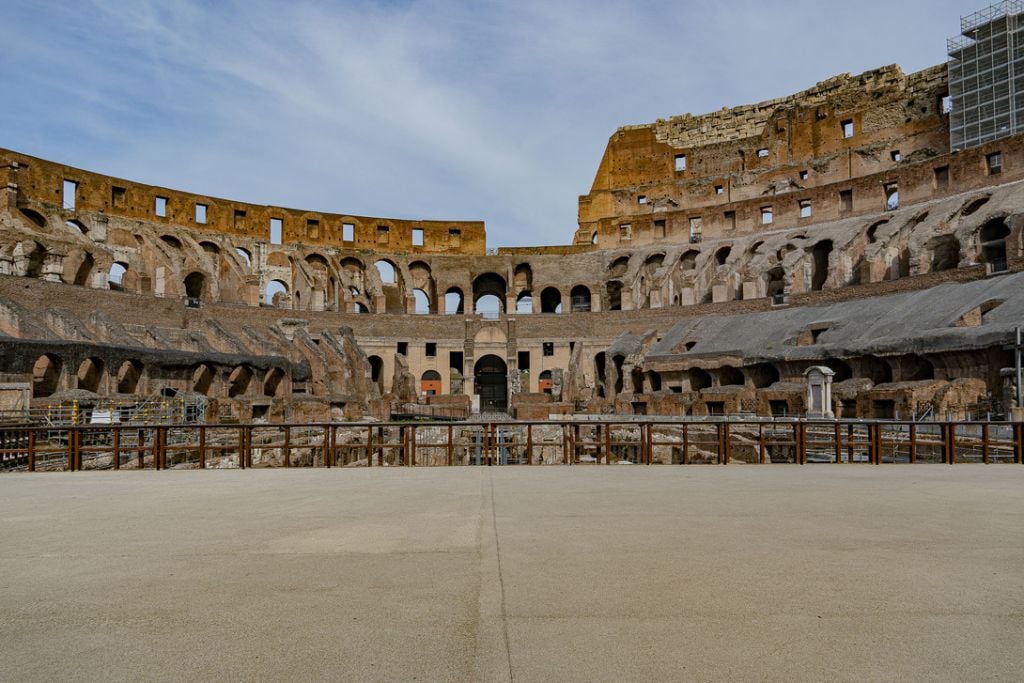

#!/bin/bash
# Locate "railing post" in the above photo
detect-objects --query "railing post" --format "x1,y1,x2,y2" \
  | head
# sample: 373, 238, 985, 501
197, 426, 205, 469
137, 429, 145, 470
795, 422, 805, 465
947, 422, 956, 465
66, 427, 74, 471
682, 423, 689, 465
237, 427, 246, 469
1016, 422, 1023, 465
526, 424, 533, 465
27, 430, 35, 473
720, 422, 729, 465
366, 426, 373, 467
758, 424, 766, 465
604, 423, 612, 464
645, 423, 653, 465
868, 423, 879, 465
982, 423, 990, 464
113, 426, 121, 470
282, 426, 290, 467
834, 422, 842, 464
908, 423, 917, 464
410, 425, 417, 467
562, 424, 569, 465
448, 424, 455, 466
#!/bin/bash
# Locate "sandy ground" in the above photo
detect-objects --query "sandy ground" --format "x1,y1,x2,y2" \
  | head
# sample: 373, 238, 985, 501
2, 465, 1023, 682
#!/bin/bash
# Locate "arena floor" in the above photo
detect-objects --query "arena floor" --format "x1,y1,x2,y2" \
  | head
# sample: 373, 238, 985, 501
2, 466, 1023, 681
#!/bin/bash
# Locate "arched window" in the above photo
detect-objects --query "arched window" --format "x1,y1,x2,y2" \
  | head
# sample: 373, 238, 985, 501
108, 262, 128, 290
570, 285, 591, 312
540, 287, 562, 313
266, 280, 289, 307
516, 291, 533, 314
32, 354, 62, 398
375, 260, 396, 284
413, 288, 430, 314
444, 287, 464, 315
235, 248, 252, 268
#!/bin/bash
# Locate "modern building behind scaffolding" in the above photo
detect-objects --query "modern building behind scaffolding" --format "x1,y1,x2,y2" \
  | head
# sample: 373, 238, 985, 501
948, 1, 1024, 150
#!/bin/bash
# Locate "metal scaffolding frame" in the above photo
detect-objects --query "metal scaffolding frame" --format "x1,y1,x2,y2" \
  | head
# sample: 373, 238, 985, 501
948, 1, 1024, 150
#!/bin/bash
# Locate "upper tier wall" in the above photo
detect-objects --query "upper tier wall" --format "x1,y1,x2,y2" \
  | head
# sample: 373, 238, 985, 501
575, 64, 953, 247
0, 149, 486, 255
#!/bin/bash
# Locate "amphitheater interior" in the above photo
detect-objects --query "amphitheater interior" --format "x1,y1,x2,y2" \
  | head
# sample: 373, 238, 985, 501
2, 60, 1024, 425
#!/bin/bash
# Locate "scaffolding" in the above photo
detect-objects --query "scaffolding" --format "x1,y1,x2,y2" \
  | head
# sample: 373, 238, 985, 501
948, 1, 1024, 150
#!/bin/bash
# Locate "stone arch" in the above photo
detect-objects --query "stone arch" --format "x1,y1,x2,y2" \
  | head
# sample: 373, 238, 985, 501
235, 248, 252, 269
719, 366, 744, 387
19, 208, 46, 228
77, 357, 105, 393
228, 365, 253, 398
513, 263, 533, 293
644, 253, 665, 272
32, 354, 62, 398
645, 370, 662, 392
368, 355, 384, 394
65, 219, 88, 235
715, 246, 732, 265
960, 195, 990, 217
192, 364, 216, 396
679, 250, 699, 271
606, 281, 623, 310
474, 354, 508, 412
516, 290, 533, 313
979, 217, 1009, 268
199, 241, 220, 255
540, 286, 562, 313
856, 356, 892, 385
866, 219, 888, 244
928, 234, 960, 272
184, 271, 206, 301
374, 259, 398, 285
766, 266, 786, 300
748, 363, 780, 389
71, 251, 95, 286
608, 256, 630, 278
160, 235, 182, 250
263, 367, 285, 397
444, 287, 465, 315
825, 359, 853, 383
266, 279, 289, 307
473, 273, 506, 317
116, 359, 144, 394
570, 285, 591, 312
408, 261, 435, 312
420, 370, 442, 396
810, 240, 833, 291
688, 368, 712, 391
108, 262, 129, 290
413, 288, 431, 314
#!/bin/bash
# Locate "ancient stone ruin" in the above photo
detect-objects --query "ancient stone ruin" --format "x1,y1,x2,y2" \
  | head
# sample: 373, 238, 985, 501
2, 10, 1024, 427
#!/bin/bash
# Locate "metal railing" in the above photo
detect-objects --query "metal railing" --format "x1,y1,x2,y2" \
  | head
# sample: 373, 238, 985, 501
1, 419, 1021, 472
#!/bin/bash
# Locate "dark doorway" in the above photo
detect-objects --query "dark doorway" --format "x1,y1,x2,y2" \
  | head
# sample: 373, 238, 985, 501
474, 354, 508, 412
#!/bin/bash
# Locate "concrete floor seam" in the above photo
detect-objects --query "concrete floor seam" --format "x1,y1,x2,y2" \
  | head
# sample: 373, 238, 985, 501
489, 469, 516, 682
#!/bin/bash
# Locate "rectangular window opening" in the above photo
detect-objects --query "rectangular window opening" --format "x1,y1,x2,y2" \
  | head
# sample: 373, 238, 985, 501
111, 186, 126, 208
306, 219, 320, 238
155, 196, 168, 217
654, 219, 666, 238
799, 170, 809, 181
689, 216, 703, 242
425, 342, 437, 357
270, 217, 283, 244
941, 95, 953, 114
841, 119, 854, 138
542, 342, 554, 357
195, 203, 208, 224
723, 211, 736, 230
890, 150, 902, 162
619, 223, 632, 241
638, 195, 647, 205
449, 228, 462, 247
450, 351, 463, 374
397, 341, 408, 355
986, 152, 1003, 175
884, 183, 899, 211
343, 222, 355, 241
517, 351, 530, 371
412, 227, 424, 246
714, 184, 724, 195
799, 200, 812, 219
934, 166, 950, 190
62, 179, 78, 210
816, 106, 828, 120
377, 225, 390, 244
761, 206, 774, 225
674, 154, 687, 172
756, 148, 769, 158
839, 189, 853, 212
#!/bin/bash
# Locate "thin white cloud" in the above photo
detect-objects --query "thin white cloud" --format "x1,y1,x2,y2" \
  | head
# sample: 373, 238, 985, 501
0, 0, 970, 245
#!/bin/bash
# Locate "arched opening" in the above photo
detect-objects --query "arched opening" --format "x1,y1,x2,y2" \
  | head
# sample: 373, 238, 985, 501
645, 370, 662, 392
516, 291, 533, 314
748, 363, 780, 389
612, 355, 626, 394
23, 242, 46, 278
960, 195, 990, 217
116, 359, 143, 394
719, 366, 745, 387
715, 246, 731, 265
606, 281, 623, 310
228, 365, 253, 398
199, 241, 220, 255
980, 217, 1009, 269
444, 287, 464, 315
513, 263, 533, 293
160, 235, 182, 250
680, 250, 700, 271
474, 354, 508, 412
420, 370, 442, 396
73, 252, 95, 286
540, 287, 562, 313
192, 364, 215, 396
688, 368, 712, 391
825, 359, 853, 383
570, 285, 591, 312
899, 355, 935, 382
368, 356, 384, 394
184, 272, 206, 302
538, 370, 553, 395
810, 240, 833, 291
77, 357, 104, 393
856, 356, 893, 385
108, 262, 128, 290
66, 220, 87, 235
594, 352, 607, 398
235, 248, 252, 269
413, 288, 431, 314
866, 219, 888, 244
19, 208, 46, 228
473, 273, 507, 318
355, 303, 369, 313
264, 367, 285, 397
608, 256, 630, 278
265, 280, 289, 307
375, 260, 397, 284
32, 354, 62, 398
928, 234, 960, 272
766, 266, 786, 301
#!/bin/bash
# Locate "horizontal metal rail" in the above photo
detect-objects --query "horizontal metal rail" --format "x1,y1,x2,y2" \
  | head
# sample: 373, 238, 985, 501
0, 419, 1021, 472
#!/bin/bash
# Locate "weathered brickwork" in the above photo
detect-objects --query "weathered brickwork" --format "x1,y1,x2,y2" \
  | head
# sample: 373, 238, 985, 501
1, 61, 1022, 422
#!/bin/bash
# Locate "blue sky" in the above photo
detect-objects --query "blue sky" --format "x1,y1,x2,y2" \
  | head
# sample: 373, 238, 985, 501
1, 0, 970, 246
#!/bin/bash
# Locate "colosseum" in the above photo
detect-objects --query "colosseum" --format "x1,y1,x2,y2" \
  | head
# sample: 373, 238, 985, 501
1, 8, 1023, 445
